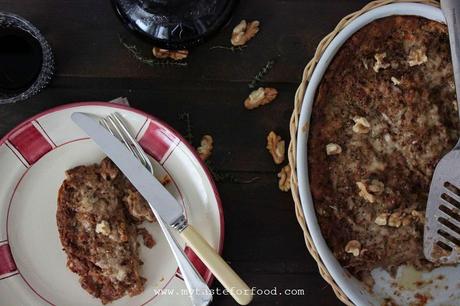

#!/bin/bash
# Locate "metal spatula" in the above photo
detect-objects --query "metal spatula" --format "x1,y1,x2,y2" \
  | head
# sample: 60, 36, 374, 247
424, 0, 460, 264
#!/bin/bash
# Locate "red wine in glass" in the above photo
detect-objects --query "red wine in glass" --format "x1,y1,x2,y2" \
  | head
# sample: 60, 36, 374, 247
0, 12, 54, 104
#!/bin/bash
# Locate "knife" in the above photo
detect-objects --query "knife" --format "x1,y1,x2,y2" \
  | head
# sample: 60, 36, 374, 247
71, 112, 253, 305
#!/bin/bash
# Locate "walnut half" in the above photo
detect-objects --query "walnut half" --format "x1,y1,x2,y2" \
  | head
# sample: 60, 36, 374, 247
244, 87, 278, 110
356, 181, 375, 203
375, 213, 389, 226
345, 240, 361, 257
278, 165, 291, 192
326, 143, 342, 155
197, 135, 213, 161
373, 52, 390, 72
388, 212, 403, 228
391, 76, 401, 86
408, 48, 428, 67
152, 47, 188, 60
231, 20, 260, 46
266, 131, 285, 164
411, 210, 425, 224
352, 117, 371, 134
95, 220, 111, 236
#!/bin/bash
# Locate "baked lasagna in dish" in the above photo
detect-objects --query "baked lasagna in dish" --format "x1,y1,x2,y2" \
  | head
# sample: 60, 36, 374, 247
308, 16, 459, 284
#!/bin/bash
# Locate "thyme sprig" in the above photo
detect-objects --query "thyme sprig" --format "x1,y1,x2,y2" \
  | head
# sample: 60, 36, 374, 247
178, 112, 193, 144
209, 45, 247, 52
205, 160, 260, 184
248, 59, 275, 89
119, 36, 188, 67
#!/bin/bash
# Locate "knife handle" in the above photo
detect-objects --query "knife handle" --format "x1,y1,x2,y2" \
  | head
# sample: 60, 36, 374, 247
180, 225, 253, 305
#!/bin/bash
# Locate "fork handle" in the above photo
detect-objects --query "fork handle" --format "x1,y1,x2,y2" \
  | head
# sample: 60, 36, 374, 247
180, 225, 253, 305
156, 216, 212, 306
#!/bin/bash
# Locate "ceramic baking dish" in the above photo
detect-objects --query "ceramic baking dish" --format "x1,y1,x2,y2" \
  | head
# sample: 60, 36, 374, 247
295, 3, 460, 305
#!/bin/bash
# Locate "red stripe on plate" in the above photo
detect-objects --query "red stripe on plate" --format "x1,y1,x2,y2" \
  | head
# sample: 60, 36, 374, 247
138, 121, 179, 162
0, 244, 17, 276
176, 247, 210, 280
8, 123, 52, 165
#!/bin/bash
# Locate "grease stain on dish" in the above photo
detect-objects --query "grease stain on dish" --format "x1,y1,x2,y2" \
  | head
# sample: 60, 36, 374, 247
397, 266, 423, 291
371, 265, 459, 305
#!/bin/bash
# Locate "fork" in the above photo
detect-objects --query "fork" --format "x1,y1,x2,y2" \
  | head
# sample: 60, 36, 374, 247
101, 113, 212, 306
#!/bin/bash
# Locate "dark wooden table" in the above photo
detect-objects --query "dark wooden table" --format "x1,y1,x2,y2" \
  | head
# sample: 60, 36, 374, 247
0, 1, 371, 305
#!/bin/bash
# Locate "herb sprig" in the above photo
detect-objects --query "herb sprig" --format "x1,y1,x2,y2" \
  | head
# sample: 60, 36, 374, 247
209, 45, 247, 52
248, 59, 275, 89
178, 112, 193, 144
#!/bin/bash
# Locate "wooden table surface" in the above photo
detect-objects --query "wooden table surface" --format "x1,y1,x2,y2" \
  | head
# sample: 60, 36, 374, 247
0, 1, 371, 305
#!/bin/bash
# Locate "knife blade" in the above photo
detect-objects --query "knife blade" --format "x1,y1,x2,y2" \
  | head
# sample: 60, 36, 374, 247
71, 112, 184, 227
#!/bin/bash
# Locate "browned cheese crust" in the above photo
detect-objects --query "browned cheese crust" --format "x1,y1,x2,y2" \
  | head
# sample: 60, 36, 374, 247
308, 16, 459, 281
56, 157, 155, 304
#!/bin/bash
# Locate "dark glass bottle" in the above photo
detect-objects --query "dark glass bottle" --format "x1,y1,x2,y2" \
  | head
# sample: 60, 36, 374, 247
112, 0, 237, 50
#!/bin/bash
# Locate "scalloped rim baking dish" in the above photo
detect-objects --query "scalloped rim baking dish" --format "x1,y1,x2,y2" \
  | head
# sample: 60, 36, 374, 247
296, 3, 460, 305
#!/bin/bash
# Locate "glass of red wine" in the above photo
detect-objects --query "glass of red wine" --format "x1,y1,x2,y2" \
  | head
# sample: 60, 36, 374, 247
0, 12, 54, 104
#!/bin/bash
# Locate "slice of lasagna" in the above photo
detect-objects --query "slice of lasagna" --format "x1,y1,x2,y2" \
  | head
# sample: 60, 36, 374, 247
57, 158, 155, 304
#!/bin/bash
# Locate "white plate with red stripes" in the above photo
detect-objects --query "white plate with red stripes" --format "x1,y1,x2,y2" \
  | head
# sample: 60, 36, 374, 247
0, 102, 224, 306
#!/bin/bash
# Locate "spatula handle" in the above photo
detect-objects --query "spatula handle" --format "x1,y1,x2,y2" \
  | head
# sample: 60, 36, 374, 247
180, 225, 253, 305
441, 0, 460, 134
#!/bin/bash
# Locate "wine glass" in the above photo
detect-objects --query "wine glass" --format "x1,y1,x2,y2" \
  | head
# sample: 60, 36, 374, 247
0, 12, 54, 104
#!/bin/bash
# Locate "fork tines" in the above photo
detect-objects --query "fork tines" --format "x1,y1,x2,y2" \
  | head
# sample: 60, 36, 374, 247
99, 112, 154, 175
